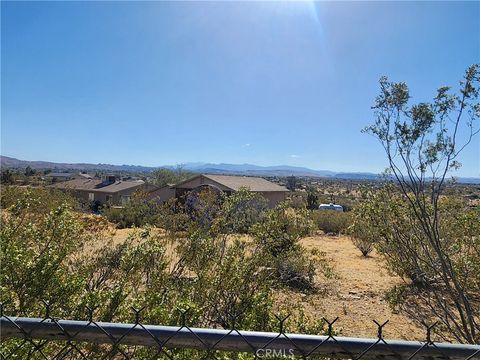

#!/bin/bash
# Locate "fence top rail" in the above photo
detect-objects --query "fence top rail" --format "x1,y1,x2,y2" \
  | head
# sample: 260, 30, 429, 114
2, 316, 479, 359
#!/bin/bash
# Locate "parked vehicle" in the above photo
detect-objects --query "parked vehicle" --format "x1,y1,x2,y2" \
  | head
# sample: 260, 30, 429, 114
319, 203, 344, 212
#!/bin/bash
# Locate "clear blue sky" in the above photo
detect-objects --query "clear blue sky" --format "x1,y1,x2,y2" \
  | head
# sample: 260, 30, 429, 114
1, 1, 479, 176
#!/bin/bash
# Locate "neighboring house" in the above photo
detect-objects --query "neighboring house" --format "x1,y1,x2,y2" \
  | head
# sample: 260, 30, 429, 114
50, 175, 159, 206
158, 174, 289, 208
44, 173, 76, 182
45, 172, 93, 183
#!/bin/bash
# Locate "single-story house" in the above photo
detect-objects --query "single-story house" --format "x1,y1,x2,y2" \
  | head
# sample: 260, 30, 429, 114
157, 174, 289, 208
50, 175, 159, 206
44, 172, 93, 183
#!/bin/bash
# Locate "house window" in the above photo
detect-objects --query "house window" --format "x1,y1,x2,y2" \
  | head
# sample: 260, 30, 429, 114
121, 195, 131, 205
88, 193, 95, 201
106, 195, 113, 204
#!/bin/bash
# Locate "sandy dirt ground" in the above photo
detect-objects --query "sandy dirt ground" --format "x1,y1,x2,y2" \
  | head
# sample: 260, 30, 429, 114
292, 234, 426, 340
105, 227, 426, 341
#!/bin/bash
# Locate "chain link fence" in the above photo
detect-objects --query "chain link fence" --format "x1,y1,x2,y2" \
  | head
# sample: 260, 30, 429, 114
1, 302, 479, 359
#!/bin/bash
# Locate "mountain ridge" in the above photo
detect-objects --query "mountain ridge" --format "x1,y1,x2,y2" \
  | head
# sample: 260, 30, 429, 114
1, 155, 479, 184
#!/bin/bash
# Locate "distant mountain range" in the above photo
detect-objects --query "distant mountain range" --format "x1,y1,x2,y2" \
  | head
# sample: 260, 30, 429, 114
0, 155, 154, 172
1, 155, 479, 184
182, 162, 337, 177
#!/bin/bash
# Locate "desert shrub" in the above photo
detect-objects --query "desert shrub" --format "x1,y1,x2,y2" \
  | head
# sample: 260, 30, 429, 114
1, 169, 14, 185
286, 193, 307, 209
351, 186, 438, 285
273, 250, 316, 290
102, 191, 161, 228
157, 198, 191, 235
362, 64, 480, 343
384, 284, 408, 310
185, 187, 223, 232
1, 189, 274, 327
0, 188, 97, 315
251, 204, 321, 291
215, 187, 268, 234
101, 206, 123, 224
351, 237, 375, 256
349, 207, 377, 256
354, 186, 480, 342
1, 186, 332, 357
0, 185, 78, 213
252, 204, 314, 257
352, 187, 425, 283
312, 210, 351, 235
89, 199, 103, 213
180, 238, 274, 330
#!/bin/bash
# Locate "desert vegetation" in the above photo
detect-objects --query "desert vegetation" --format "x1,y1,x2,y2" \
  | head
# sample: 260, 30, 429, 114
1, 66, 479, 359
0, 186, 331, 358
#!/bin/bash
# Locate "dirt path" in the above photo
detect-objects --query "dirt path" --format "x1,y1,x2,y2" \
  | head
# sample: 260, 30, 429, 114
294, 234, 426, 340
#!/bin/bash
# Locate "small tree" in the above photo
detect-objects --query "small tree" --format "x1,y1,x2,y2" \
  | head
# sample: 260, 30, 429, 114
24, 166, 36, 176
152, 166, 193, 187
306, 185, 319, 210
1, 169, 14, 184
363, 64, 480, 343
286, 175, 298, 191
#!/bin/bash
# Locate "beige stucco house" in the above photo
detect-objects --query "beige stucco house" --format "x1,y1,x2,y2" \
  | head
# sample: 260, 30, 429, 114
50, 175, 159, 206
157, 174, 289, 208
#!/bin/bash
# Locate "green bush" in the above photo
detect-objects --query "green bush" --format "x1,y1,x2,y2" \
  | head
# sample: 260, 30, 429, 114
102, 191, 162, 228
306, 186, 319, 210
252, 205, 314, 257
157, 198, 191, 235
312, 210, 351, 235
273, 250, 316, 290
251, 205, 324, 291
0, 185, 78, 213
384, 284, 407, 310
348, 210, 376, 256
216, 187, 268, 234
1, 188, 94, 315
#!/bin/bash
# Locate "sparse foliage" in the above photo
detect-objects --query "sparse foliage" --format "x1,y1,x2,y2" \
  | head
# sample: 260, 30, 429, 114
363, 64, 480, 343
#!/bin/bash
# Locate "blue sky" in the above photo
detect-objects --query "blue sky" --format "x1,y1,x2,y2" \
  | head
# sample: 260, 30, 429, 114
1, 1, 479, 176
